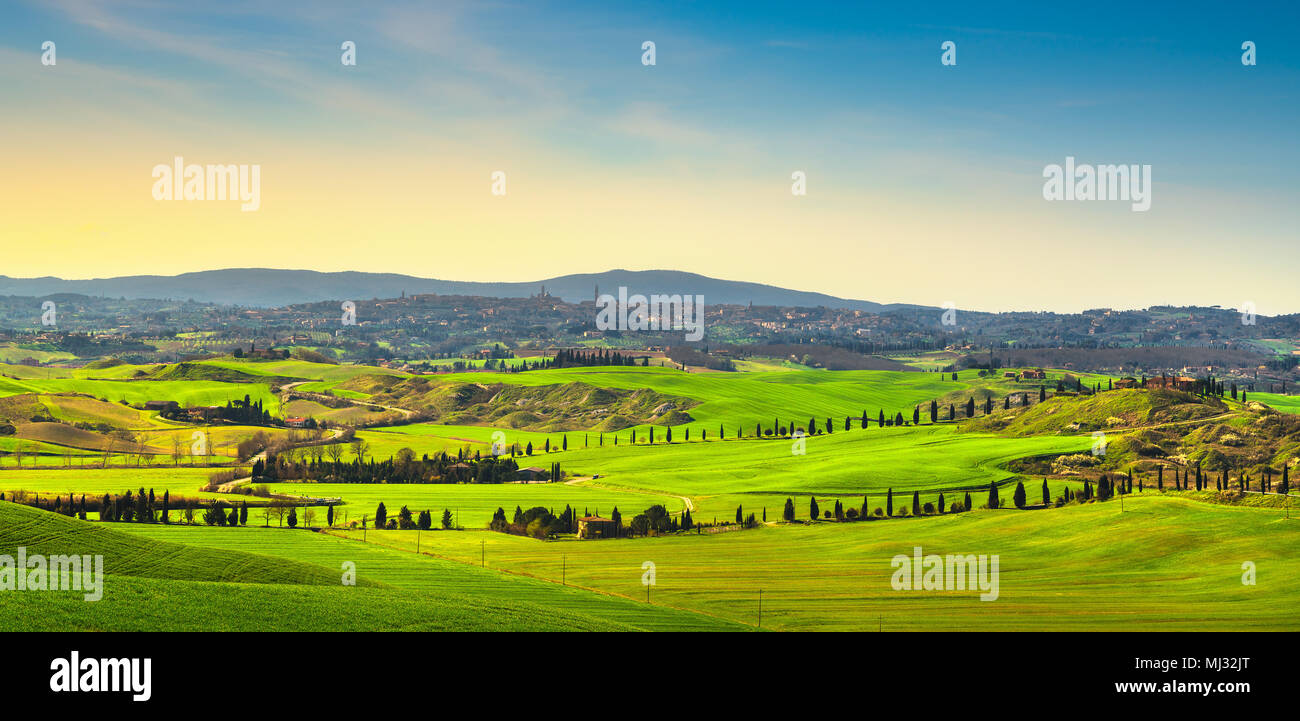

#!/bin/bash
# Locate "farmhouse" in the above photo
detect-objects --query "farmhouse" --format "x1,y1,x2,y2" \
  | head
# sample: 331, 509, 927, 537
1145, 375, 1197, 392
517, 466, 546, 482
1114, 377, 1140, 389
577, 516, 618, 539
445, 462, 472, 481
285, 416, 309, 428
1020, 369, 1047, 380
187, 406, 222, 421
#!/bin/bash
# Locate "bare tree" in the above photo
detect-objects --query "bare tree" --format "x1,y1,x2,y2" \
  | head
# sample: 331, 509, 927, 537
325, 441, 344, 465
352, 440, 370, 465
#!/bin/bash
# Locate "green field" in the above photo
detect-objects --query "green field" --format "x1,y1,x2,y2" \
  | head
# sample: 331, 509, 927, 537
2, 359, 1295, 632
0, 377, 280, 413
1254, 392, 1300, 415
266, 481, 681, 528
0, 502, 738, 631
336, 495, 1300, 631
0, 467, 225, 499
111, 518, 746, 631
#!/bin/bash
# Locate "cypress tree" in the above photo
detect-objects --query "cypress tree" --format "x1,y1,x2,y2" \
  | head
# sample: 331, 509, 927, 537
1042, 478, 1050, 506
809, 497, 820, 520
886, 488, 893, 516
911, 491, 921, 516
1013, 481, 1026, 509
783, 497, 795, 522
987, 481, 999, 509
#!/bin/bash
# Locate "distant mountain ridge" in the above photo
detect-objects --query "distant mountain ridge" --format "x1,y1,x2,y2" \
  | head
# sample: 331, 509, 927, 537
0, 269, 924, 312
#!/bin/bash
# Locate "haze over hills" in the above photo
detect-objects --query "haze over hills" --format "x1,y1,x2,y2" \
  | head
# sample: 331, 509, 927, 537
0, 269, 925, 312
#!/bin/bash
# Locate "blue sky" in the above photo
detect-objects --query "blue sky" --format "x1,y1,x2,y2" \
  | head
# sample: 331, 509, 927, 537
1, 1, 1297, 313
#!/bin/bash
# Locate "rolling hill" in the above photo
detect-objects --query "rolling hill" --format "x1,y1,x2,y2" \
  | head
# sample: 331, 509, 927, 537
0, 268, 926, 311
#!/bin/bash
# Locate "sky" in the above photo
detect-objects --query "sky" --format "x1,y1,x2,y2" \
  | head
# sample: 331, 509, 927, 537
0, 0, 1297, 314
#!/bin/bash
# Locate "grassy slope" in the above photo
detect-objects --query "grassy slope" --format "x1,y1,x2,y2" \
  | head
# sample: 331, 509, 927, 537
1254, 392, 1300, 415
115, 523, 747, 631
967, 388, 1228, 437
265, 482, 680, 528
0, 468, 228, 500
3, 423, 1093, 527
0, 501, 345, 585
534, 422, 1090, 495
2, 575, 634, 631
345, 495, 1300, 631
0, 377, 280, 413
0, 502, 737, 631
40, 395, 172, 429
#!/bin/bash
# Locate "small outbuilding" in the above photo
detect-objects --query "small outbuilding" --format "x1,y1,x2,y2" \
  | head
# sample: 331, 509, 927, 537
577, 516, 618, 539
517, 466, 546, 482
